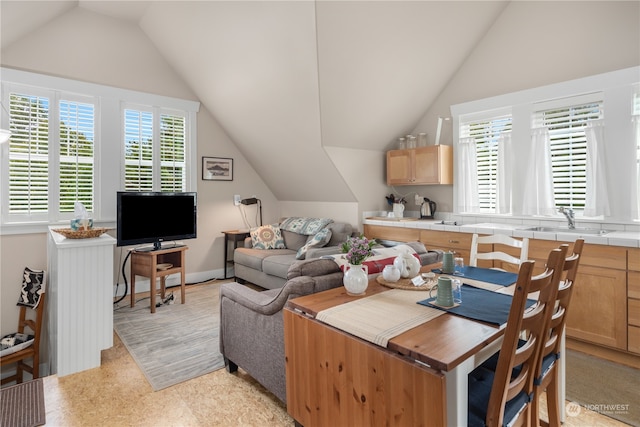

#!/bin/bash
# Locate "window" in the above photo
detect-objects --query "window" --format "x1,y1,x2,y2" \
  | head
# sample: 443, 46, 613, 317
1, 68, 199, 232
6, 91, 96, 221
124, 108, 187, 192
452, 67, 637, 221
459, 115, 512, 212
534, 99, 603, 211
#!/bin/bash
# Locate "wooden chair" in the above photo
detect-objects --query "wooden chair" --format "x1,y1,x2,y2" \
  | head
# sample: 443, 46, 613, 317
532, 239, 584, 427
0, 292, 46, 385
468, 246, 567, 427
469, 233, 529, 272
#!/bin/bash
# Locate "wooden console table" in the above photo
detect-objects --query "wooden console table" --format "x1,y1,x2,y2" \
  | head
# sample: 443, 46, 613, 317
130, 245, 188, 313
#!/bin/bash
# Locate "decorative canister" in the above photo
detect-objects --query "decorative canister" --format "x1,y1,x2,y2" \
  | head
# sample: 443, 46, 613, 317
382, 265, 401, 282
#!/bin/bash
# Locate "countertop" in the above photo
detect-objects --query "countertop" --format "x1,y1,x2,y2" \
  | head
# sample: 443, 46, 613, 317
363, 218, 640, 248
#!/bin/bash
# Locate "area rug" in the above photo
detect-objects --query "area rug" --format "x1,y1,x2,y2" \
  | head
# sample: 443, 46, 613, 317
113, 282, 225, 391
566, 349, 640, 426
0, 378, 46, 427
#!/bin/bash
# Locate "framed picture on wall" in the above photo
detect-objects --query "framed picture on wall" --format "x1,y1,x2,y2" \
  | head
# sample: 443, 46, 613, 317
202, 157, 233, 181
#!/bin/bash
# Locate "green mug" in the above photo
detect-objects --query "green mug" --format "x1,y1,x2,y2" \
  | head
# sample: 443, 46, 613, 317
429, 276, 454, 307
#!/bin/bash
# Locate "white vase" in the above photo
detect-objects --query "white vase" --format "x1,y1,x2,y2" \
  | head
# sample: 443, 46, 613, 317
343, 263, 369, 296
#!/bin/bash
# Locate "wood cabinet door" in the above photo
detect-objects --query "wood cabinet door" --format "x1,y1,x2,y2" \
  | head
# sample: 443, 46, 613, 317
565, 264, 627, 349
386, 150, 413, 185
414, 146, 453, 185
414, 147, 439, 184
363, 224, 420, 243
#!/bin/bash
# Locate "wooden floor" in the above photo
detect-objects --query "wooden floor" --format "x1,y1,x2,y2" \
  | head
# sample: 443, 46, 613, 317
29, 285, 634, 426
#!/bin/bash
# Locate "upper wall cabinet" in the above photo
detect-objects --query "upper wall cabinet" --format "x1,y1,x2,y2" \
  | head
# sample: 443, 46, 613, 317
386, 145, 453, 186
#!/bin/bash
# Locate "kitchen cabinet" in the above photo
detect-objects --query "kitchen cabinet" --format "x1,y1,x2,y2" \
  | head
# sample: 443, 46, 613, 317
386, 145, 453, 186
629, 248, 640, 354
527, 239, 627, 350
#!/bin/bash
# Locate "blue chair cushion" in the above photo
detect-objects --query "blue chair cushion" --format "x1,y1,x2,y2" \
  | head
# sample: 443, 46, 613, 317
468, 366, 531, 427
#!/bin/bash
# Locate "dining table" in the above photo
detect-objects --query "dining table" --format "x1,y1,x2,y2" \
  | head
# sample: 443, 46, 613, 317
283, 262, 565, 427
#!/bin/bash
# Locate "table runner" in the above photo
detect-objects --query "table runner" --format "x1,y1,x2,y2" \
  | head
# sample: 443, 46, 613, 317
316, 289, 445, 347
432, 266, 517, 287
417, 285, 536, 326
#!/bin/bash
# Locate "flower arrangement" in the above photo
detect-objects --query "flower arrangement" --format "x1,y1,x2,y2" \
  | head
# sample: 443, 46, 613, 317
341, 235, 377, 265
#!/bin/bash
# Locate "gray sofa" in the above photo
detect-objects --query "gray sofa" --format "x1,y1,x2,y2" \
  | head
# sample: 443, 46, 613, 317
233, 220, 354, 289
220, 243, 444, 405
219, 257, 343, 403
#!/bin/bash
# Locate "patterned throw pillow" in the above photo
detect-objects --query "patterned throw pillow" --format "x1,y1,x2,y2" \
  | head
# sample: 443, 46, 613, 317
250, 224, 286, 250
17, 267, 45, 309
280, 217, 334, 235
0, 332, 35, 357
296, 228, 333, 260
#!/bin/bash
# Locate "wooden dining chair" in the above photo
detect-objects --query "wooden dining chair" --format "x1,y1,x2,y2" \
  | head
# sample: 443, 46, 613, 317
468, 246, 567, 427
469, 233, 529, 272
0, 291, 47, 385
531, 239, 584, 427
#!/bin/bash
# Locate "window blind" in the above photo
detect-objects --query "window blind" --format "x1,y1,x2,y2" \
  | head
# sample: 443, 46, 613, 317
59, 100, 94, 212
534, 100, 603, 210
460, 116, 512, 212
159, 114, 186, 192
124, 109, 153, 191
8, 93, 50, 215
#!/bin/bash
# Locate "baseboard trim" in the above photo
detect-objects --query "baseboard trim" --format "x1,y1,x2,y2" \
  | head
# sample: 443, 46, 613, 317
567, 338, 640, 369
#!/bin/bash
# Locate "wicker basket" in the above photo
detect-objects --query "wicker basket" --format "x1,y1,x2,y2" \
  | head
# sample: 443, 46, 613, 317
53, 227, 111, 239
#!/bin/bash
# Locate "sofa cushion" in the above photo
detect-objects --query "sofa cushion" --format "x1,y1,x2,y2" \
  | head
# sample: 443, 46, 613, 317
234, 248, 295, 271
280, 217, 333, 235
263, 254, 298, 279
250, 224, 286, 250
296, 228, 333, 260
326, 222, 354, 247
281, 230, 309, 251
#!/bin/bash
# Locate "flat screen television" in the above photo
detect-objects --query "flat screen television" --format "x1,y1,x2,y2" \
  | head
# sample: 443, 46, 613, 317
117, 191, 197, 251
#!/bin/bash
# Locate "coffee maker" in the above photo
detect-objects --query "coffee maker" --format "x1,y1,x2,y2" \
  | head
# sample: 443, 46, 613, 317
420, 198, 437, 219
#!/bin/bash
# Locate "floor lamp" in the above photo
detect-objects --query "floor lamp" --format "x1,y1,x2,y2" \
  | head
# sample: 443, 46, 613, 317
241, 197, 262, 227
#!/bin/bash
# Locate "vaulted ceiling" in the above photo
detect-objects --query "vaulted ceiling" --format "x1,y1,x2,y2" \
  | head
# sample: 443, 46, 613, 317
0, 1, 569, 203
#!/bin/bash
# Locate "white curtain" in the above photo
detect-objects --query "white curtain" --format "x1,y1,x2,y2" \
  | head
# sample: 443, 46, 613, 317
456, 137, 480, 213
632, 116, 640, 220
584, 119, 610, 217
522, 127, 556, 215
496, 132, 512, 214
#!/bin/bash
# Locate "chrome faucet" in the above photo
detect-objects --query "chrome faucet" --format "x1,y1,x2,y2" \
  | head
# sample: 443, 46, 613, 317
558, 207, 575, 229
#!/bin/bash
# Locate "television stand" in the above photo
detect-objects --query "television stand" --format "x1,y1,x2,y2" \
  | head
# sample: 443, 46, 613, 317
130, 245, 188, 313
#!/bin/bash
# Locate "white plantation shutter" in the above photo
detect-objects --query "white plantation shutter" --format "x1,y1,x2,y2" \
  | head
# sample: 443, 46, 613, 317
8, 93, 50, 215
534, 98, 603, 210
160, 113, 186, 192
59, 100, 94, 213
124, 108, 187, 193
459, 115, 512, 212
124, 109, 153, 192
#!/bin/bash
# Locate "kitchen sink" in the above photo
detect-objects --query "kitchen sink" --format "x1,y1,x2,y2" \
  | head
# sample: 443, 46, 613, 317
525, 226, 609, 235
